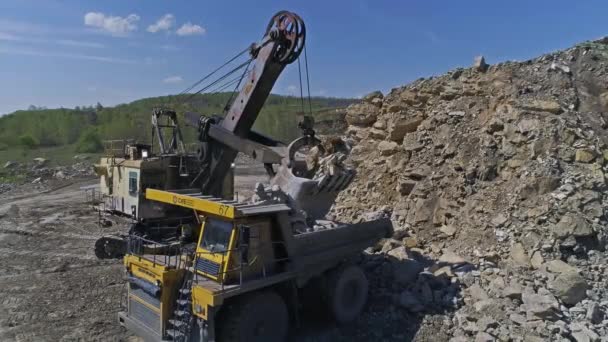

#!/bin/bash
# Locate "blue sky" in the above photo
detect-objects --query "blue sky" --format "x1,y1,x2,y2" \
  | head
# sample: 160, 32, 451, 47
0, 0, 606, 115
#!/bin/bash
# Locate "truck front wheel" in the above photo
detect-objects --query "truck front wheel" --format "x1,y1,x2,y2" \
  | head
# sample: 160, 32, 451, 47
327, 265, 369, 323
217, 291, 288, 342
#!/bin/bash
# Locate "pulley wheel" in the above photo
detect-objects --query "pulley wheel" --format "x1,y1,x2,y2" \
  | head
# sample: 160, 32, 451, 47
265, 10, 306, 64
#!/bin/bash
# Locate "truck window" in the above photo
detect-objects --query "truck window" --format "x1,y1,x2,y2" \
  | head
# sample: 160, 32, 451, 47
201, 219, 233, 253
128, 172, 138, 196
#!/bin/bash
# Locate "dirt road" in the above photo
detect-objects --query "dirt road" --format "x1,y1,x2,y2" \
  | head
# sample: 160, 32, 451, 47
0, 179, 129, 342
0, 163, 268, 342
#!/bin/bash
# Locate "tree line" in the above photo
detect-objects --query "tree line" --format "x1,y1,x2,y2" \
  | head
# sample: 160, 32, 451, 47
0, 94, 353, 153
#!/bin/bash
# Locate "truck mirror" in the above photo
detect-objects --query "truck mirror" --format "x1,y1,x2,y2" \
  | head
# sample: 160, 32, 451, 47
239, 225, 250, 263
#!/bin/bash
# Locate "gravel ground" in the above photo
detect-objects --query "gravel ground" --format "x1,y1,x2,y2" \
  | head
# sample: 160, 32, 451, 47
0, 163, 273, 342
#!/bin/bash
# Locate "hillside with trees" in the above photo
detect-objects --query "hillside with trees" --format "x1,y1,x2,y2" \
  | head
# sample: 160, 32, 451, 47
0, 93, 353, 156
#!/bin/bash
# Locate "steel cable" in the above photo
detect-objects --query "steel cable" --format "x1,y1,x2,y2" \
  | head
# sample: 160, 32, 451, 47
297, 56, 305, 113
183, 58, 252, 103
178, 46, 251, 96
304, 45, 312, 115
222, 60, 253, 113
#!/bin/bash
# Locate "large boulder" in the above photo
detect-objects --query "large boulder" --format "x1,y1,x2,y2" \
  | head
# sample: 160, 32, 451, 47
544, 260, 578, 274
345, 102, 380, 126
378, 141, 400, 156
510, 242, 530, 267
575, 149, 597, 163
553, 214, 594, 239
549, 271, 587, 305
522, 290, 560, 321
387, 116, 424, 142
362, 90, 383, 103
519, 99, 562, 114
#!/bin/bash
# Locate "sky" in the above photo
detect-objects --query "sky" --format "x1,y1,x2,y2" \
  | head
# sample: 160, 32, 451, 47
0, 0, 607, 115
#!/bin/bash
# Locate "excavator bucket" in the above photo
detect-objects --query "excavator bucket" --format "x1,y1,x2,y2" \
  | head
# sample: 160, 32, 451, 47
271, 160, 355, 221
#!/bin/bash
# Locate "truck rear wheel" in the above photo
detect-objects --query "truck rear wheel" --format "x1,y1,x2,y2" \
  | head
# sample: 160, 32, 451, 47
327, 265, 369, 323
217, 291, 288, 342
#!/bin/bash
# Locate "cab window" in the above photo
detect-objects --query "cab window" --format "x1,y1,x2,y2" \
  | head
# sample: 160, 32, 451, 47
128, 172, 138, 196
200, 218, 233, 253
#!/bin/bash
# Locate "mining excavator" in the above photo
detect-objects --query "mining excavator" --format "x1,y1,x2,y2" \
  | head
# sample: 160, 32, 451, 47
117, 11, 393, 341
94, 108, 234, 259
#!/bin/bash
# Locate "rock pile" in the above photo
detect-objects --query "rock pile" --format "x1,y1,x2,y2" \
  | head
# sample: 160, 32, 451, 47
334, 38, 608, 340
1, 159, 95, 194
29, 161, 95, 181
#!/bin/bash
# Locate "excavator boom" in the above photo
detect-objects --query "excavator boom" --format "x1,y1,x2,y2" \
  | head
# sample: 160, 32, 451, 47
194, 11, 306, 196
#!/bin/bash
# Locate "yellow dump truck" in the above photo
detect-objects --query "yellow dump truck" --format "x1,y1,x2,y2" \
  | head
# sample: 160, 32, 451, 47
119, 188, 392, 341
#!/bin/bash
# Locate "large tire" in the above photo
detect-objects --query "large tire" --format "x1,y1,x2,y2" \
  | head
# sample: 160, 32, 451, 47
94, 236, 126, 259
327, 265, 369, 323
217, 291, 288, 342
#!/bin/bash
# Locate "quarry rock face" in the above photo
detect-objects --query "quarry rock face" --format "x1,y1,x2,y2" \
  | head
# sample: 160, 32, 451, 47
334, 38, 608, 340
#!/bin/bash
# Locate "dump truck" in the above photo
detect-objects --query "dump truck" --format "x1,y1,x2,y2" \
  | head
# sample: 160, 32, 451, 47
119, 186, 392, 341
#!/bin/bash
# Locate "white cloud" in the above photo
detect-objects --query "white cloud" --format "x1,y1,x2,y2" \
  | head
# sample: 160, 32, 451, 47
1, 31, 105, 49
176, 22, 206, 36
0, 32, 104, 48
84, 12, 140, 36
0, 46, 134, 64
163, 75, 183, 84
148, 14, 175, 33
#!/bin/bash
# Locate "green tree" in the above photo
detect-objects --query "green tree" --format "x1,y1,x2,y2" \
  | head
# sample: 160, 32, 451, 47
75, 128, 103, 153
19, 134, 38, 149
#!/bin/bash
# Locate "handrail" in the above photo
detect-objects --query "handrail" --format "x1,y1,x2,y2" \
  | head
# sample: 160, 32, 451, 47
102, 139, 135, 158
126, 236, 292, 290
192, 240, 291, 289
126, 235, 184, 269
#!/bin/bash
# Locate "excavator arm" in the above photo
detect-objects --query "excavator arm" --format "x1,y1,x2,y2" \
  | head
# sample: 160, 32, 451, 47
189, 11, 306, 196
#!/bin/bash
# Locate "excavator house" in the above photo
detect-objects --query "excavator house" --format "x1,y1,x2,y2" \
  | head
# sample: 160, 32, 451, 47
117, 11, 393, 342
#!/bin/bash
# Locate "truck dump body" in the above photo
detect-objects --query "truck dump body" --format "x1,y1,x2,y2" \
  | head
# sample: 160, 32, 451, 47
289, 218, 392, 270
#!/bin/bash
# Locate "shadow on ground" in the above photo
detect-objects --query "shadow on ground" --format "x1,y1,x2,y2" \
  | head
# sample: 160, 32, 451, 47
292, 250, 467, 341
